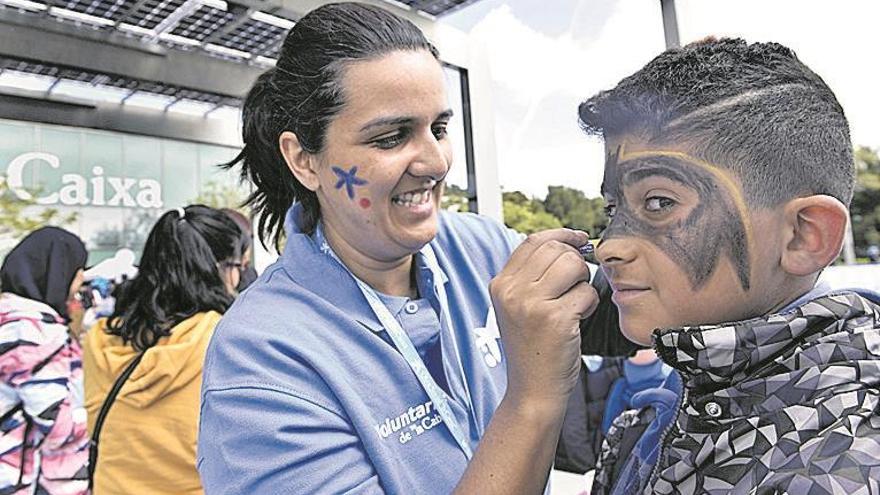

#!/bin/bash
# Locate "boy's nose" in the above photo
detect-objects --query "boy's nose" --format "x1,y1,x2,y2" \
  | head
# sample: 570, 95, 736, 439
595, 237, 637, 267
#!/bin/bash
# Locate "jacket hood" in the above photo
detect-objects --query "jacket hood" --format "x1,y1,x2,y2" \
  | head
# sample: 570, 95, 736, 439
86, 311, 221, 408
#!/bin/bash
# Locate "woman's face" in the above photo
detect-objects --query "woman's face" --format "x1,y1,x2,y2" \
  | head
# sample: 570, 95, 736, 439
311, 49, 453, 262
67, 268, 84, 301
220, 261, 241, 295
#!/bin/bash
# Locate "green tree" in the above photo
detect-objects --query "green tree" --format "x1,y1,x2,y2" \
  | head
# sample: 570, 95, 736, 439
192, 180, 250, 212
851, 146, 880, 253
502, 191, 563, 234
0, 178, 77, 240
502, 191, 530, 206
543, 185, 607, 235
441, 183, 470, 212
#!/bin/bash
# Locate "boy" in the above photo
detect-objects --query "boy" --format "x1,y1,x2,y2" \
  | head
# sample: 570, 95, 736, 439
582, 38, 880, 494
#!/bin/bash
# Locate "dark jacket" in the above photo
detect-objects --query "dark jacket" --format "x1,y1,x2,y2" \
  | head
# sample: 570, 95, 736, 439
555, 357, 626, 473
592, 291, 880, 495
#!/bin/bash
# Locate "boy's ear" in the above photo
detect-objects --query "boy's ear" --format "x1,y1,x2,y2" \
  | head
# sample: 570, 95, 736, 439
780, 195, 848, 276
279, 131, 321, 192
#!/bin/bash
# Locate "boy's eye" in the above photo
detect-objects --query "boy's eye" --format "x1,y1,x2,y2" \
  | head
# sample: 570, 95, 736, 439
645, 196, 676, 212
603, 203, 617, 219
371, 129, 409, 150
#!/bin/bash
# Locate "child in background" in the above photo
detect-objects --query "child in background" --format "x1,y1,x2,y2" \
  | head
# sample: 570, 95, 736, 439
582, 38, 880, 494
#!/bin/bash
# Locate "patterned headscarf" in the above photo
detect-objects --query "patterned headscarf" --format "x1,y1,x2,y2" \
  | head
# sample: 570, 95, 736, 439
1, 227, 87, 318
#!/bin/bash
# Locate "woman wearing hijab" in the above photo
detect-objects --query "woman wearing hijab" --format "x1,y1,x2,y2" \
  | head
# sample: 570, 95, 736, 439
0, 227, 89, 495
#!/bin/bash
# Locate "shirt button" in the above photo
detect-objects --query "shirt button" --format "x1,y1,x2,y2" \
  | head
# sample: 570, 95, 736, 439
404, 301, 419, 315
704, 402, 723, 418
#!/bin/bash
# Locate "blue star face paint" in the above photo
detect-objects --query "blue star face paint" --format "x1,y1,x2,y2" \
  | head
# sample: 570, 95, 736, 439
333, 166, 369, 200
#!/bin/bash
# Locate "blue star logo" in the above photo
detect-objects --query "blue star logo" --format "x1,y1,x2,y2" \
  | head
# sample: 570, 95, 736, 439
332, 166, 368, 200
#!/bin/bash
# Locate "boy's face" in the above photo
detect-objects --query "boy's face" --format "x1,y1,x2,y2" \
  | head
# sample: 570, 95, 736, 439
596, 135, 787, 345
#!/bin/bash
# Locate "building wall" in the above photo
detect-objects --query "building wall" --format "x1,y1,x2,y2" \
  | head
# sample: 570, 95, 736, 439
0, 118, 243, 264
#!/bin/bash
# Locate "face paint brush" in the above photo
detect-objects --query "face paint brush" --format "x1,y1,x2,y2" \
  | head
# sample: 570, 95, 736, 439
578, 239, 601, 258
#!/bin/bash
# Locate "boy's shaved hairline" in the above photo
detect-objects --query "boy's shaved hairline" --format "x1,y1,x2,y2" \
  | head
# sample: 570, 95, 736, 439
662, 83, 809, 133
579, 38, 855, 209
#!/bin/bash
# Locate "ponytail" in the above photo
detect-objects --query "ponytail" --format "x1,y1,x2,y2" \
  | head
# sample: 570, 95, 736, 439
106, 205, 241, 351
223, 70, 315, 250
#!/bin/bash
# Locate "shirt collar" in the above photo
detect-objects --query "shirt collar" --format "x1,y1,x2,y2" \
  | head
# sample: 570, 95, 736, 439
280, 205, 385, 332
375, 292, 409, 318
282, 205, 447, 333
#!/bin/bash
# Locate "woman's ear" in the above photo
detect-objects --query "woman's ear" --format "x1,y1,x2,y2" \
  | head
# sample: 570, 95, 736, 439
279, 131, 320, 192
780, 195, 848, 276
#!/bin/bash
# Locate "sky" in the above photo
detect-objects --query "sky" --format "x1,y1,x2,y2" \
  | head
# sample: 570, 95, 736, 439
442, 0, 880, 200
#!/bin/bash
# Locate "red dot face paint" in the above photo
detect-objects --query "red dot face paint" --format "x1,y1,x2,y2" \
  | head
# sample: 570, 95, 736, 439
359, 198, 371, 209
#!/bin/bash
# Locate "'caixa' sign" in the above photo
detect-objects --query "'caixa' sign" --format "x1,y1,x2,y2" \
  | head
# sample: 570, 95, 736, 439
5, 152, 163, 209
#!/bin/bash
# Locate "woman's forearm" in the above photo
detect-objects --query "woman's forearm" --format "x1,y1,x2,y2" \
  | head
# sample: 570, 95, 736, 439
453, 396, 566, 495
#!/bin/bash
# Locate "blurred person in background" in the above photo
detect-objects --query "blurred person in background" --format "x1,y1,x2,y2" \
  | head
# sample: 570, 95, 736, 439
0, 227, 89, 495
220, 208, 258, 291
83, 205, 242, 495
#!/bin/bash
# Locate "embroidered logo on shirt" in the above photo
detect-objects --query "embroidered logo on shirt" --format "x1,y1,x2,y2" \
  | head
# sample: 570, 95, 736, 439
374, 400, 443, 445
474, 308, 502, 368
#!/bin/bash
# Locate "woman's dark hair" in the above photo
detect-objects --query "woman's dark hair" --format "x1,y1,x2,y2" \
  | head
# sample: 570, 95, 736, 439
105, 205, 242, 351
224, 2, 440, 247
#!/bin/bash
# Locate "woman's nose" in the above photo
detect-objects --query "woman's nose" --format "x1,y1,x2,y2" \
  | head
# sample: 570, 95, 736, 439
408, 130, 450, 180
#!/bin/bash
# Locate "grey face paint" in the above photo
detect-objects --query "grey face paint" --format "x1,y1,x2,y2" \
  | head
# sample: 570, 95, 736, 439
601, 147, 751, 291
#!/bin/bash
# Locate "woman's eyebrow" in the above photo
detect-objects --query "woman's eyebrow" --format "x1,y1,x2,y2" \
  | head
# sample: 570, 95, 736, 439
359, 116, 415, 133
359, 109, 454, 133
436, 109, 454, 120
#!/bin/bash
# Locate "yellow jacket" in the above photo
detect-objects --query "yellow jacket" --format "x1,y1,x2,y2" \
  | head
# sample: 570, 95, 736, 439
84, 311, 221, 495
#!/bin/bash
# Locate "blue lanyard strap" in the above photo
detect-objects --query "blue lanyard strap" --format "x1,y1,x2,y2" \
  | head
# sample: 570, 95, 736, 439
316, 227, 474, 459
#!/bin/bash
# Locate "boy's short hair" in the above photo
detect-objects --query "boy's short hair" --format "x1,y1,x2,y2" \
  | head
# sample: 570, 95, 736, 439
578, 38, 855, 207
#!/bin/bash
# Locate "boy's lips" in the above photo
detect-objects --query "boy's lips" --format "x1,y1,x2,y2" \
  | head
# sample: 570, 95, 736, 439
609, 281, 651, 305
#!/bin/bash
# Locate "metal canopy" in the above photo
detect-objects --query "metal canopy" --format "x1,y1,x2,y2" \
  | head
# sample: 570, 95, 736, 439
0, 0, 480, 118
394, 0, 480, 17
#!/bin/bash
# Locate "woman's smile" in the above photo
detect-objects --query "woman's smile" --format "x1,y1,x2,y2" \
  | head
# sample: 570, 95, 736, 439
391, 179, 440, 219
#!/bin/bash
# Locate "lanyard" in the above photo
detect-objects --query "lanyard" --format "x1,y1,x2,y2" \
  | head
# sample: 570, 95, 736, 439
316, 226, 475, 459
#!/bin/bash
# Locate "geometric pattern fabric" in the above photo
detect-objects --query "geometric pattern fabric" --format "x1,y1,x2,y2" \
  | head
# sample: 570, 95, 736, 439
595, 292, 880, 494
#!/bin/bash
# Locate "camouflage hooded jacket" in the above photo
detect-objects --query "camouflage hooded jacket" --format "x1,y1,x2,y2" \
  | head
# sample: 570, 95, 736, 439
592, 291, 880, 495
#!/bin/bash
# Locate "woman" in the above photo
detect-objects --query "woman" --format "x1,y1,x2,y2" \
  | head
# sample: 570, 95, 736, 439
198, 3, 597, 494
84, 205, 242, 494
0, 227, 89, 495
220, 208, 258, 291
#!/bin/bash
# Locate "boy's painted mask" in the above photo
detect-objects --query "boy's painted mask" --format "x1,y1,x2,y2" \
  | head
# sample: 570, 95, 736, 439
601, 145, 753, 291
596, 140, 775, 345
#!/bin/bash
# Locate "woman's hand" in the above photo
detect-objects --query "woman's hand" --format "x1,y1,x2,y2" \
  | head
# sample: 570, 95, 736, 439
453, 229, 600, 494
489, 229, 599, 412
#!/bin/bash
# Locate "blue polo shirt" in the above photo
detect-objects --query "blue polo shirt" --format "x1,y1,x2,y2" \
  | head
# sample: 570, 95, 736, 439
198, 204, 522, 494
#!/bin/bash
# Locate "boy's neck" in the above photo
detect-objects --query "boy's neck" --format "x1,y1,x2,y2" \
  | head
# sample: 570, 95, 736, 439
772, 279, 833, 315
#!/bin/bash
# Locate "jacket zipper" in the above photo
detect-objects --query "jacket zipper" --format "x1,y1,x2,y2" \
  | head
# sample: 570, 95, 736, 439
645, 375, 687, 490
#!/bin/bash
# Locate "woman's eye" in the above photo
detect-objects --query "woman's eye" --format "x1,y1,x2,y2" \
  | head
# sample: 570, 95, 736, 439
372, 130, 408, 150
603, 203, 617, 219
645, 196, 675, 212
432, 123, 449, 140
